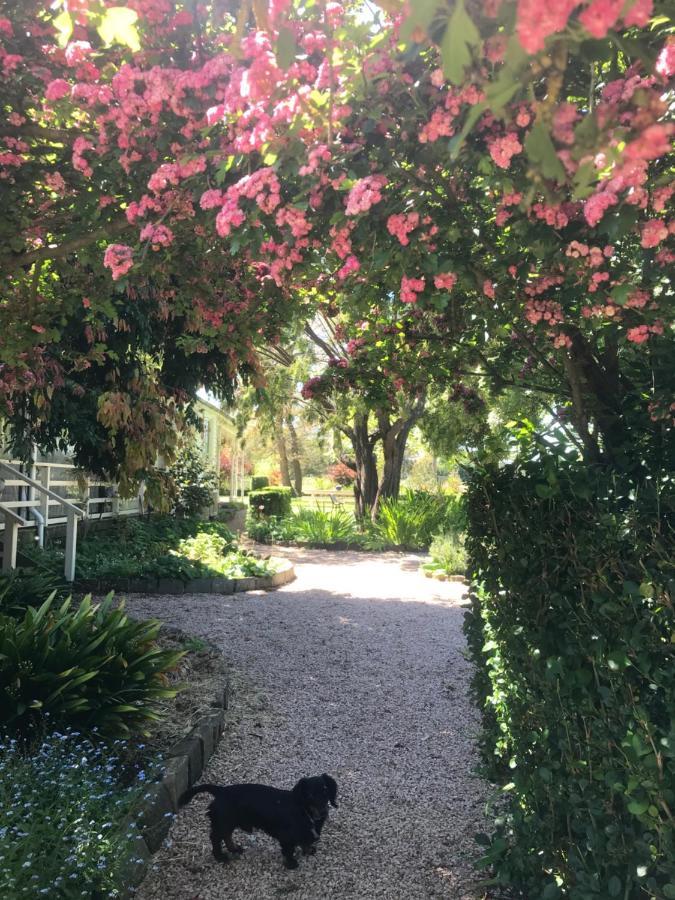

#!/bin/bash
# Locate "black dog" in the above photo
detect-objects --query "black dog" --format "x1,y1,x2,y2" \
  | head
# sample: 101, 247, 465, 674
180, 774, 338, 869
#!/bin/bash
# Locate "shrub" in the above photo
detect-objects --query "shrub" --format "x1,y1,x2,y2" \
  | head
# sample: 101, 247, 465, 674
0, 593, 183, 734
249, 486, 292, 518
464, 457, 674, 898
0, 568, 67, 618
0, 728, 160, 898
290, 506, 361, 546
246, 515, 294, 544
426, 532, 467, 575
167, 440, 218, 517
370, 490, 465, 550
327, 461, 357, 486
251, 475, 270, 490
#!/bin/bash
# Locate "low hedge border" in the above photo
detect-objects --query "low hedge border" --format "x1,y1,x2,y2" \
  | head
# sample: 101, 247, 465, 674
74, 557, 296, 596
121, 625, 230, 896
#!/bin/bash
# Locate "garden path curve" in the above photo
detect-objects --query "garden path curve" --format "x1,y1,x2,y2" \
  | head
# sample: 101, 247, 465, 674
127, 548, 490, 900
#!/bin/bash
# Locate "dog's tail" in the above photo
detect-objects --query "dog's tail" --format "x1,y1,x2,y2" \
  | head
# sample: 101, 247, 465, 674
179, 783, 223, 806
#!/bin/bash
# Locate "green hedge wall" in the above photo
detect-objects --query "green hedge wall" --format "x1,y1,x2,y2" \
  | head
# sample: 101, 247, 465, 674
251, 475, 270, 491
464, 456, 674, 899
249, 486, 292, 518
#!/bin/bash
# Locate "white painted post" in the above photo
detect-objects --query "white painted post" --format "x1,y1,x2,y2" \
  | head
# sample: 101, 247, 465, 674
1, 514, 20, 572
39, 466, 50, 526
111, 484, 120, 518
64, 509, 78, 582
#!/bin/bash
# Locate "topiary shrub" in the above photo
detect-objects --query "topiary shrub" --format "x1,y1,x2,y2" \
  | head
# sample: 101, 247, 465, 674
249, 486, 292, 518
167, 440, 218, 517
251, 475, 270, 490
464, 455, 674, 899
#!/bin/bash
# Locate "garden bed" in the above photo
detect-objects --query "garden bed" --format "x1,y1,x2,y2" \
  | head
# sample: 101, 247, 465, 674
23, 515, 288, 590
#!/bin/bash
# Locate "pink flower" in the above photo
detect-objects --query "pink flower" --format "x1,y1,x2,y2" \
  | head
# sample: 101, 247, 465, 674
199, 189, 223, 210
387, 212, 420, 246
583, 191, 618, 227
103, 244, 134, 281
623, 0, 653, 27
641, 219, 668, 248
656, 37, 675, 79
624, 124, 674, 162
139, 223, 174, 248
516, 0, 578, 53
483, 279, 496, 299
434, 272, 457, 291
337, 255, 361, 280
488, 133, 522, 169
578, 0, 622, 39
400, 275, 425, 304
345, 175, 387, 216
45, 172, 66, 195
64, 41, 92, 67
0, 18, 13, 36
45, 79, 71, 102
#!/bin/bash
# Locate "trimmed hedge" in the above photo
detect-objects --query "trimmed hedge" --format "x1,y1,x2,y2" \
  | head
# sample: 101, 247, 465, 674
464, 456, 674, 899
251, 475, 270, 490
249, 486, 292, 518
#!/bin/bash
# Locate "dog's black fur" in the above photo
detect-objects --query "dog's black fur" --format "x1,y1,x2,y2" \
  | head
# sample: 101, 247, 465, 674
180, 774, 338, 869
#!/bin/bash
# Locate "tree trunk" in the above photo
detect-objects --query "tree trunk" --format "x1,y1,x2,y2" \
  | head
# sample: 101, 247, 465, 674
275, 421, 292, 488
372, 395, 426, 518
347, 413, 378, 519
287, 417, 303, 497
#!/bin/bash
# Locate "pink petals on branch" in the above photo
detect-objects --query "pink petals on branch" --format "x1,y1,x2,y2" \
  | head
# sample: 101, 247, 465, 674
488, 133, 522, 169
400, 275, 425, 304
45, 79, 71, 102
516, 0, 578, 53
640, 219, 669, 248
103, 244, 134, 280
139, 223, 174, 248
387, 212, 419, 246
434, 272, 457, 291
345, 175, 387, 216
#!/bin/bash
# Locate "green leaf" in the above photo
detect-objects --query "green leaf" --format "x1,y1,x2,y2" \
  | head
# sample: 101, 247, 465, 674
441, 0, 481, 85
627, 800, 648, 815
542, 883, 561, 900
663, 886, 675, 899
399, 0, 439, 42
524, 121, 565, 183
608, 876, 622, 897
98, 7, 140, 52
276, 25, 297, 70
53, 10, 74, 48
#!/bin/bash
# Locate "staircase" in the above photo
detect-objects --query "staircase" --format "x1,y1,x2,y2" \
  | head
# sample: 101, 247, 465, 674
0, 461, 84, 581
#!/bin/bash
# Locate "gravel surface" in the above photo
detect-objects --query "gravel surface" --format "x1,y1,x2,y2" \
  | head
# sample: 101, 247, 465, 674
128, 547, 490, 900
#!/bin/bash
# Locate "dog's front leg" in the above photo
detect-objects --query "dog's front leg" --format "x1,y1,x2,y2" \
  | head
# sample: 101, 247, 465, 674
280, 843, 299, 869
301, 843, 317, 856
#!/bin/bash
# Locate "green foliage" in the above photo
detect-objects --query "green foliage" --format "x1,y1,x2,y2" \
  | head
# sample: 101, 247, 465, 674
0, 729, 158, 898
23, 516, 274, 582
426, 532, 467, 575
167, 440, 218, 517
288, 506, 361, 546
249, 486, 293, 518
251, 475, 270, 490
0, 592, 183, 734
369, 490, 465, 551
245, 515, 296, 544
0, 568, 67, 618
464, 456, 674, 898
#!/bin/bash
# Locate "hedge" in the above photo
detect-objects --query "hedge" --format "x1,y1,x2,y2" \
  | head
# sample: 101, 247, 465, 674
249, 486, 292, 518
251, 475, 270, 491
464, 455, 674, 899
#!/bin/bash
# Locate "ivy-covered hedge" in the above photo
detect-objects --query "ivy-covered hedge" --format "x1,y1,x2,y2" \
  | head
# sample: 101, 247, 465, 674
249, 486, 293, 519
464, 455, 674, 899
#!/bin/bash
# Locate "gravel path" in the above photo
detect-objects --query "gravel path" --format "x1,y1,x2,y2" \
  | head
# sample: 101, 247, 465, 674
128, 548, 490, 900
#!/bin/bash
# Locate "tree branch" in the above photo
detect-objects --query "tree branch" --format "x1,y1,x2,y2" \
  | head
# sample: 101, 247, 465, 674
1, 217, 132, 275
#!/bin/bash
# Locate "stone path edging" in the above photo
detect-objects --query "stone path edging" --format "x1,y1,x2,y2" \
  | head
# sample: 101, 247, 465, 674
122, 641, 230, 897
76, 557, 295, 596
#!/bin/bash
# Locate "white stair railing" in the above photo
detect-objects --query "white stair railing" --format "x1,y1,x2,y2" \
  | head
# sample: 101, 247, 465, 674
0, 462, 85, 581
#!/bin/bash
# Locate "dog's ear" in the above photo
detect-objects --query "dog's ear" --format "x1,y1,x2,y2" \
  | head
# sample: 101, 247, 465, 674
322, 773, 338, 807
292, 777, 311, 803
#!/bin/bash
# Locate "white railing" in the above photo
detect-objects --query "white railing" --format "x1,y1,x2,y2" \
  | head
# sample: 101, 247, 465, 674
0, 459, 143, 581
